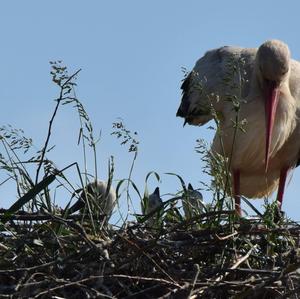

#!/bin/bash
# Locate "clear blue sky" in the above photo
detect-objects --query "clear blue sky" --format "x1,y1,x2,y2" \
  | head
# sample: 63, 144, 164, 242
1, 1, 300, 220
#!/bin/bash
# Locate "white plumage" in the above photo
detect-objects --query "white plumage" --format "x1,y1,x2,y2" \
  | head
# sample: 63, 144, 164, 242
68, 180, 116, 220
177, 40, 300, 214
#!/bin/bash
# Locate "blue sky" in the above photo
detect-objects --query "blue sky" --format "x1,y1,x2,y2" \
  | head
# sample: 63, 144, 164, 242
1, 1, 300, 220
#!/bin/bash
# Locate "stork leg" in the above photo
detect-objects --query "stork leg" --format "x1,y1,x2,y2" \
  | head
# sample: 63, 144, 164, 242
276, 167, 289, 209
233, 169, 241, 216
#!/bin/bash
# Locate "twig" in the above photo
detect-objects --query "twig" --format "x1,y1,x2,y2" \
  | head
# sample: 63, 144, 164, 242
215, 231, 238, 240
0, 212, 105, 222
206, 247, 259, 293
33, 278, 113, 299
188, 264, 200, 298
220, 268, 280, 275
42, 211, 108, 257
230, 245, 258, 270
0, 261, 57, 274
33, 274, 178, 299
116, 232, 180, 287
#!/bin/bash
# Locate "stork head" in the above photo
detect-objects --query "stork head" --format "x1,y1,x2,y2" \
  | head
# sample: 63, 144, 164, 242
187, 183, 203, 202
176, 71, 213, 126
148, 187, 162, 207
256, 40, 290, 171
146, 187, 162, 214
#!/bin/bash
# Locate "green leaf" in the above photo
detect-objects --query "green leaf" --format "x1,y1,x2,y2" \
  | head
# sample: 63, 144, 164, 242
145, 171, 160, 184
3, 174, 57, 222
165, 172, 187, 192
115, 179, 142, 201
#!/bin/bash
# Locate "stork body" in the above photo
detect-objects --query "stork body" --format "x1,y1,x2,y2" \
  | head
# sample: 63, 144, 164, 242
68, 180, 116, 221
177, 40, 300, 214
143, 187, 163, 226
144, 187, 163, 214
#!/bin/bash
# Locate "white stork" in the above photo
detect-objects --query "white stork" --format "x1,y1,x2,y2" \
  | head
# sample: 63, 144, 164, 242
177, 40, 300, 215
68, 180, 116, 221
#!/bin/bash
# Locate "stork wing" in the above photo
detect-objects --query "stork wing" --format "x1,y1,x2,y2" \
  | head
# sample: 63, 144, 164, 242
190, 46, 256, 99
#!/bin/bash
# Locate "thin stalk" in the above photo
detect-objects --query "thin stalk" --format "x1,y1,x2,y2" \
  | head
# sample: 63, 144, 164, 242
92, 142, 98, 182
124, 151, 138, 223
1, 140, 22, 198
35, 69, 81, 185
2, 138, 33, 187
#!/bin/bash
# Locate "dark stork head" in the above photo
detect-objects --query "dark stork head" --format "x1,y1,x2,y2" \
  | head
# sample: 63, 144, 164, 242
176, 71, 212, 126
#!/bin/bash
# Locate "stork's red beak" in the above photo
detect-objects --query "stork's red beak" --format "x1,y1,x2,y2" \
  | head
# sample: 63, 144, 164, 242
265, 81, 280, 172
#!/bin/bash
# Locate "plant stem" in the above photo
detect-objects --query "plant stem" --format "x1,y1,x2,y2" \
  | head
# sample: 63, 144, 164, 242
35, 69, 81, 185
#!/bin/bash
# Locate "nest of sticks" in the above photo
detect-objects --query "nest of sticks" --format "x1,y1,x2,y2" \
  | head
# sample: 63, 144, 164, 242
0, 209, 300, 299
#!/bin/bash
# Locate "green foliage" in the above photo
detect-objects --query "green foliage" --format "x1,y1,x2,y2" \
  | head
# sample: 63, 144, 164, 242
111, 119, 139, 153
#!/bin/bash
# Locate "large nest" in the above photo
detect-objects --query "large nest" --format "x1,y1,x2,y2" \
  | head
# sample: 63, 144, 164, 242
1, 210, 300, 299
1, 63, 299, 298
